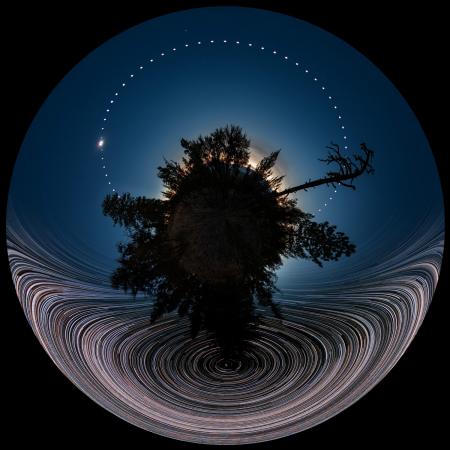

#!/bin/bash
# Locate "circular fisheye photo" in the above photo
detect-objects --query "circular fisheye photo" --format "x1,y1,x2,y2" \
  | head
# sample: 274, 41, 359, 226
6, 7, 444, 445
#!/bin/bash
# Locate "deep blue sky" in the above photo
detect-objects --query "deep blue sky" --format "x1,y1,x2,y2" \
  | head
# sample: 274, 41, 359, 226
7, 7, 444, 283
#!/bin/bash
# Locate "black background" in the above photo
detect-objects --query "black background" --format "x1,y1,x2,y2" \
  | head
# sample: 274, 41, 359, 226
2, 1, 448, 448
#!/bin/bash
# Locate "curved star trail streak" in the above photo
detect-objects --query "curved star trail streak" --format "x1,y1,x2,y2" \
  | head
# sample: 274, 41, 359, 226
7, 214, 444, 445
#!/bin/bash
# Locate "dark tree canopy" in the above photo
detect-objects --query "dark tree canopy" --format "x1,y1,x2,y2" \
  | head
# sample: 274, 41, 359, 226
103, 125, 373, 356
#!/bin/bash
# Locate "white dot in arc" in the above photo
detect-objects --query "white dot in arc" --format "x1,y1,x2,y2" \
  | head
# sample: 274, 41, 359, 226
107, 109, 111, 113
122, 83, 126, 87
110, 100, 114, 104
105, 174, 108, 177
108, 181, 111, 185
273, 50, 277, 54
236, 41, 240, 44
210, 40, 214, 43
344, 136, 347, 139
329, 197, 333, 200
115, 92, 118, 96
198, 41, 201, 44
295, 62, 299, 66
344, 146, 348, 149
261, 46, 264, 50
314, 77, 318, 81
173, 48, 176, 51
101, 127, 104, 131
248, 43, 252, 46
305, 69, 309, 73
185, 44, 189, 47
161, 52, 165, 56
150, 59, 154, 62
334, 190, 337, 193
284, 56, 288, 59
102, 165, 105, 169
318, 208, 322, 212
321, 86, 325, 90
112, 188, 115, 192
223, 40, 227, 43
101, 157, 104, 160
341, 125, 345, 129
103, 118, 107, 121
324, 203, 327, 206
130, 74, 134, 78
338, 115, 342, 119
139, 66, 143, 70
98, 139, 104, 148
328, 96, 332, 99
334, 105, 338, 109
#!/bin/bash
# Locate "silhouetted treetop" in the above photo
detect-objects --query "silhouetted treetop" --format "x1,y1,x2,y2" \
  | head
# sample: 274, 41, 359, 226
102, 125, 374, 354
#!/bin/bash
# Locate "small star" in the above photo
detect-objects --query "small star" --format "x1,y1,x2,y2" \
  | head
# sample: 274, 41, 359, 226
98, 139, 104, 148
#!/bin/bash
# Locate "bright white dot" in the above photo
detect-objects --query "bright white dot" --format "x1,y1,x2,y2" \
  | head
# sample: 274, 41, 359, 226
314, 77, 318, 81
329, 197, 333, 200
284, 56, 288, 59
341, 126, 345, 129
102, 165, 105, 168
273, 50, 277, 54
295, 62, 299, 66
210, 40, 214, 43
185, 44, 189, 47
223, 40, 227, 43
344, 136, 347, 139
110, 100, 114, 103
139, 66, 143, 69
198, 41, 201, 44
324, 203, 327, 206
108, 181, 111, 185
173, 48, 176, 51
344, 146, 348, 149
150, 59, 154, 62
338, 115, 342, 119
101, 127, 104, 131
161, 52, 165, 56
328, 96, 332, 99
321, 86, 325, 90
98, 139, 104, 148
101, 157, 104, 160
105, 174, 108, 177
334, 105, 337, 109
305, 69, 309, 73
130, 74, 134, 78
261, 46, 264, 50
112, 188, 115, 192
103, 118, 106, 121
236, 41, 240, 44
248, 43, 252, 46
334, 190, 337, 193
318, 209, 322, 212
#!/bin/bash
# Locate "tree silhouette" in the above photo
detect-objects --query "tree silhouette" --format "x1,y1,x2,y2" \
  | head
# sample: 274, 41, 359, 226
103, 125, 374, 357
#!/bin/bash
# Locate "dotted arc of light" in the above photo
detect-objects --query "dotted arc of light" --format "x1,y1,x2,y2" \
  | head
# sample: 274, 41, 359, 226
96, 39, 350, 213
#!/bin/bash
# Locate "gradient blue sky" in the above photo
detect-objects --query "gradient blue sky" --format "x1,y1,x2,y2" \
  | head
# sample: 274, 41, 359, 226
7, 7, 444, 284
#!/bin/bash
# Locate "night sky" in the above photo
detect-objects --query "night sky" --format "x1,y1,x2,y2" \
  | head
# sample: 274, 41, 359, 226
7, 7, 443, 281
5, 6, 445, 446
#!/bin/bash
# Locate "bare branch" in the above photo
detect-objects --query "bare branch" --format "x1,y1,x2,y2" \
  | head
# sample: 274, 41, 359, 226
275, 143, 374, 197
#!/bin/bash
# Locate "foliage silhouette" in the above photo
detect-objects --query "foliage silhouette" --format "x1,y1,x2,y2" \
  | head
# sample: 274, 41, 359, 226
103, 125, 374, 358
